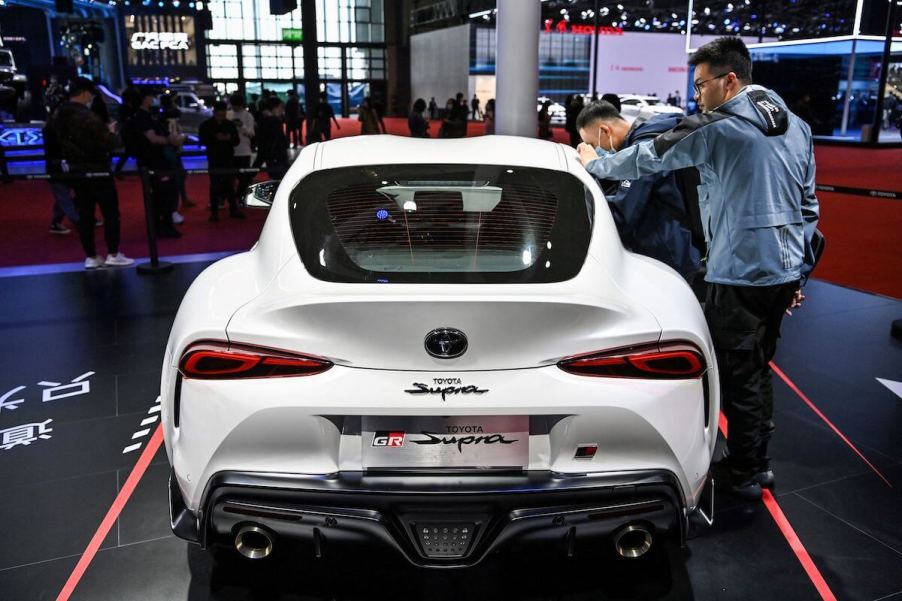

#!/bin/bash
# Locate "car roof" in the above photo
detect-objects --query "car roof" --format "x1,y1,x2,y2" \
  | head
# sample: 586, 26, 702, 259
316, 135, 567, 171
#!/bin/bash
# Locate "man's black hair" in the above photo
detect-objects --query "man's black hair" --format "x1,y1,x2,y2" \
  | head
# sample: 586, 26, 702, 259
213, 100, 228, 112
229, 92, 246, 107
575, 101, 624, 132
689, 36, 753, 83
68, 77, 96, 97
266, 96, 283, 111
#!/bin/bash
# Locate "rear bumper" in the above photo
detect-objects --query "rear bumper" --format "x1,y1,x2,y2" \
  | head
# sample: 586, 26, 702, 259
170, 468, 687, 568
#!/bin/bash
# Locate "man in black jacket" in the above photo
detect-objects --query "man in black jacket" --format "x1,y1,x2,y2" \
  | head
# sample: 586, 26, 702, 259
48, 78, 133, 269
256, 96, 290, 179
199, 101, 243, 221
130, 90, 182, 238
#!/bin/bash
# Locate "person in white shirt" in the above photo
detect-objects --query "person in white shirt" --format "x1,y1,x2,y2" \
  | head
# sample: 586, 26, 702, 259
228, 92, 257, 199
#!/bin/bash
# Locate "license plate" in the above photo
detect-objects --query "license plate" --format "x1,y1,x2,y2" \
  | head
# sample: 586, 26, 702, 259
361, 416, 529, 470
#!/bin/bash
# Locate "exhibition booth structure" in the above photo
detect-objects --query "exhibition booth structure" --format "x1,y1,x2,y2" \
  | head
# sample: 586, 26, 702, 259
410, 0, 900, 144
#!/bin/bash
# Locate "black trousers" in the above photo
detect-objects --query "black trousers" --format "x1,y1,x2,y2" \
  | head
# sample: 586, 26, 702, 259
704, 281, 799, 482
208, 164, 236, 215
72, 177, 120, 258
234, 155, 254, 199
286, 121, 302, 147
150, 174, 177, 230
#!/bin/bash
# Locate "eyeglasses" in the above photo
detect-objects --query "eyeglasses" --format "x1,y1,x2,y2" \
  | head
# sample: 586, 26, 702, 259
693, 72, 730, 95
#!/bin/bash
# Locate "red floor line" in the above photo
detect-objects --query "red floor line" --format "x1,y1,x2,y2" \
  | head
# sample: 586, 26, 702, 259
717, 418, 838, 601
760, 489, 839, 601
769, 361, 893, 489
56, 424, 164, 601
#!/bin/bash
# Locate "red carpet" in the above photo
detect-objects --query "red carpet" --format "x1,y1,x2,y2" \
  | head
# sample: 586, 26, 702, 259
0, 174, 267, 269
0, 117, 898, 299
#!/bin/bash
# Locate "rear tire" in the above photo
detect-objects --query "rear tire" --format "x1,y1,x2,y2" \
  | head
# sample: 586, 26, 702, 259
14, 91, 31, 123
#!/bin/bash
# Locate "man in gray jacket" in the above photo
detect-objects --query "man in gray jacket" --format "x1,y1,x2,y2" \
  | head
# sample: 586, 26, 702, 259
578, 37, 820, 500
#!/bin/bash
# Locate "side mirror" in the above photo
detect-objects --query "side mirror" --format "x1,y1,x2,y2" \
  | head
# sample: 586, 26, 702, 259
243, 180, 279, 208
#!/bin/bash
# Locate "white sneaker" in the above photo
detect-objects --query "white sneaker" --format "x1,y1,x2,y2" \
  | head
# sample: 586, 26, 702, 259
105, 252, 135, 267
172, 211, 185, 224
85, 256, 105, 269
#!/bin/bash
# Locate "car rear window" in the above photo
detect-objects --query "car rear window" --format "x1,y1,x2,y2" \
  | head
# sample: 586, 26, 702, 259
289, 164, 593, 283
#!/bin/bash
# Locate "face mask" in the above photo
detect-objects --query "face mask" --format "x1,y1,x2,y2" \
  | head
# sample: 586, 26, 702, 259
594, 126, 617, 156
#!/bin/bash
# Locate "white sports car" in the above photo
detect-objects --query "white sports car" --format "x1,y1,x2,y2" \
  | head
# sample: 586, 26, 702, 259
161, 135, 718, 567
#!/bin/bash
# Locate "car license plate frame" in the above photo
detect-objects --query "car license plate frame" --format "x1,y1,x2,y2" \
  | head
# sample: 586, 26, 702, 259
361, 415, 529, 470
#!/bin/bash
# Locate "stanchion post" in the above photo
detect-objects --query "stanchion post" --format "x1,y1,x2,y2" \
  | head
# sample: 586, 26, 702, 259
136, 167, 174, 275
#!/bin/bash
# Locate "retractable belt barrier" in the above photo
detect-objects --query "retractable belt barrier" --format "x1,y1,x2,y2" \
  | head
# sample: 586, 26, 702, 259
138, 167, 263, 274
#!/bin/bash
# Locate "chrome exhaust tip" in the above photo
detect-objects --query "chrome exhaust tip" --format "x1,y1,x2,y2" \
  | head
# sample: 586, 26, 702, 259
613, 524, 653, 558
235, 524, 274, 560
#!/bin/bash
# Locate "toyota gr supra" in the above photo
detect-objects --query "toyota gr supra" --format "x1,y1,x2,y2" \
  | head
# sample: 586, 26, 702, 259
160, 134, 718, 567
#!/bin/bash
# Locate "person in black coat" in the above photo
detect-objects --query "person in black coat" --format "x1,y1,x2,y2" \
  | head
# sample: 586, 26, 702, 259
199, 101, 243, 221
48, 77, 133, 267
255, 96, 290, 179
408, 98, 429, 138
285, 89, 305, 148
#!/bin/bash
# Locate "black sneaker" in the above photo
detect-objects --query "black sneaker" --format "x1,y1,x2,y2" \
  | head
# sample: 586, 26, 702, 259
49, 222, 71, 235
754, 469, 775, 489
729, 478, 763, 501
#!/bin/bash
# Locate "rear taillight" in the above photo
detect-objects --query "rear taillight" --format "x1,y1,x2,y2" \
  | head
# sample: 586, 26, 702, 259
178, 341, 332, 380
557, 342, 706, 379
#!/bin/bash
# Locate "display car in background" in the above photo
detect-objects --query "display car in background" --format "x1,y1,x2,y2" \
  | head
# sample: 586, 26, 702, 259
172, 91, 213, 133
537, 96, 567, 125
160, 135, 717, 568
0, 48, 30, 122
617, 94, 685, 122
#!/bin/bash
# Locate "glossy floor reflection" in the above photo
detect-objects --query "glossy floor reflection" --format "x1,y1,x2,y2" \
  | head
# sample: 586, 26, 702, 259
0, 264, 899, 601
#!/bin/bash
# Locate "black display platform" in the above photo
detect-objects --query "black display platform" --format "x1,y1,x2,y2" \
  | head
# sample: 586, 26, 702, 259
0, 264, 899, 601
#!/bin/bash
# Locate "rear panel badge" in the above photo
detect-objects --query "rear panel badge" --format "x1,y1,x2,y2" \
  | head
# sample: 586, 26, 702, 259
372, 431, 405, 447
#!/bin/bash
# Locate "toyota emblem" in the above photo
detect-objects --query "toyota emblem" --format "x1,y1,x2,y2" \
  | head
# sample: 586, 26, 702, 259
424, 328, 468, 359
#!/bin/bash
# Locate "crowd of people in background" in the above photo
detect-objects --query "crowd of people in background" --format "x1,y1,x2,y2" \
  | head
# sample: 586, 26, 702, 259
42, 85, 355, 266
40, 80, 509, 269
40, 74, 717, 270
45, 80, 643, 269
404, 92, 497, 138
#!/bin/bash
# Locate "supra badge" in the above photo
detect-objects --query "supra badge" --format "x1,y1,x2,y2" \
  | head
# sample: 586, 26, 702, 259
372, 431, 405, 447
404, 378, 488, 401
